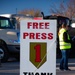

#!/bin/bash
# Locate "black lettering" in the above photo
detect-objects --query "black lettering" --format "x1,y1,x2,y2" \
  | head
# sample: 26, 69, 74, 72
23, 72, 53, 75
35, 72, 39, 75
41, 73, 46, 75
29, 73, 31, 75
41, 73, 53, 75
48, 73, 53, 75
23, 72, 27, 75
29, 72, 34, 75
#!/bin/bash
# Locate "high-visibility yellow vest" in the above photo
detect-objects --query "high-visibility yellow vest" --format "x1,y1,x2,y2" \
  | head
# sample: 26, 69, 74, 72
59, 28, 71, 50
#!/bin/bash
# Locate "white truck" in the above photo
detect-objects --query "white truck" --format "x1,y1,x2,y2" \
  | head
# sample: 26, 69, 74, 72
0, 14, 33, 30
0, 16, 20, 62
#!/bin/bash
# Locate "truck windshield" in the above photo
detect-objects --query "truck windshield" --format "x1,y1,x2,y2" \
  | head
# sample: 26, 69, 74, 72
43, 15, 71, 28
0, 17, 14, 29
58, 18, 70, 27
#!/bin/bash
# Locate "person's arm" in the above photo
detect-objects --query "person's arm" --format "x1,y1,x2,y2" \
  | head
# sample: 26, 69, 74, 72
63, 32, 71, 43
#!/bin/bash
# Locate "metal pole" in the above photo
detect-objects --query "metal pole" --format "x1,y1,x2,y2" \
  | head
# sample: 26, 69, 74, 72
16, 8, 17, 14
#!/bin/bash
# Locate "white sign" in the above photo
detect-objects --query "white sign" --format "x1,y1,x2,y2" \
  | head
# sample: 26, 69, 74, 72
20, 20, 57, 75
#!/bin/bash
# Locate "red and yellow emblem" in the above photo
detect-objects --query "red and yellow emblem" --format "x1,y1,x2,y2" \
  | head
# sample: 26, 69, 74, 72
30, 42, 47, 68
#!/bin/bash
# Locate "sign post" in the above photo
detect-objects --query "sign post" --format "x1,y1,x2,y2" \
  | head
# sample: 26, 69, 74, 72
20, 20, 57, 75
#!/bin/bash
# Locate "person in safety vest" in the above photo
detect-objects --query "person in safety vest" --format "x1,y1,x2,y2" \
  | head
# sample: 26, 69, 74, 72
58, 24, 72, 71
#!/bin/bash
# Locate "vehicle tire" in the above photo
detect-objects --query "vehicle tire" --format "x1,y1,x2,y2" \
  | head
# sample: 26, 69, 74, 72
15, 54, 20, 61
0, 45, 9, 62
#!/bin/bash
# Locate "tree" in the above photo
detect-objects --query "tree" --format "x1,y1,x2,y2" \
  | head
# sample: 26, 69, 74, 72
50, 2, 66, 16
18, 9, 42, 17
66, 0, 75, 19
50, 0, 75, 19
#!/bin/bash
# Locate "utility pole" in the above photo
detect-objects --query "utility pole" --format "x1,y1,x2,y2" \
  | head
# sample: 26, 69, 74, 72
16, 8, 17, 14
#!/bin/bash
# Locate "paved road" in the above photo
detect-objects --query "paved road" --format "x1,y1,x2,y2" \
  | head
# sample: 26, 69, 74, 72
0, 58, 75, 75
0, 58, 19, 75
56, 59, 75, 75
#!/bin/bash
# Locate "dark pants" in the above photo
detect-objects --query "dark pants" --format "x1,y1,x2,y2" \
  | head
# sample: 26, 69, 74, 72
60, 49, 70, 70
